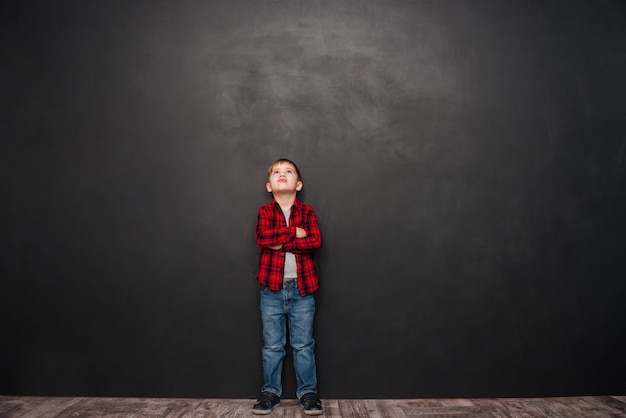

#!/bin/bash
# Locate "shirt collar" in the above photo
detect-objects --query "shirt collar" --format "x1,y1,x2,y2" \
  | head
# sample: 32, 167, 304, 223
272, 197, 301, 210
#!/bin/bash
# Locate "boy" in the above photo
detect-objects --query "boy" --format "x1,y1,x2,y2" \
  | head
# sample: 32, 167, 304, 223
252, 159, 323, 415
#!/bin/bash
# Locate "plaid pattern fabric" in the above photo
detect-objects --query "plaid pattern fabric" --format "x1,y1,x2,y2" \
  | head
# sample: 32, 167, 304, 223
255, 198, 322, 296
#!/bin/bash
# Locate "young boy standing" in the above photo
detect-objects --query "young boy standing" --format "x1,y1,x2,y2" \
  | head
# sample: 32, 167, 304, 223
252, 159, 323, 415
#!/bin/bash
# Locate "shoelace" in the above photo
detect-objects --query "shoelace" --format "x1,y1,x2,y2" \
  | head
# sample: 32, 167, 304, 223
301, 394, 321, 407
257, 393, 277, 406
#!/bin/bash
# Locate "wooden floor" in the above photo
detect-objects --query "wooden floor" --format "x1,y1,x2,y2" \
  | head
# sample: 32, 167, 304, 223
1, 395, 625, 417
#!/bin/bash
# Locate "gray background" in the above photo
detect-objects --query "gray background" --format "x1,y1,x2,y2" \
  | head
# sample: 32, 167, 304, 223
2, 0, 625, 399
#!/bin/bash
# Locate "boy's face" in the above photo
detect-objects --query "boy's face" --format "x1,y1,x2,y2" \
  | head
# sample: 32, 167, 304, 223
266, 162, 302, 194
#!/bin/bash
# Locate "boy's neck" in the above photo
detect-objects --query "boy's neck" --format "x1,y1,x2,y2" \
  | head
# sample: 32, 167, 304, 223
273, 192, 297, 210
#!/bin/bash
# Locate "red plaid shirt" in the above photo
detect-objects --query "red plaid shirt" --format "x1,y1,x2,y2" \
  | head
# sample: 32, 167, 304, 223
255, 198, 322, 296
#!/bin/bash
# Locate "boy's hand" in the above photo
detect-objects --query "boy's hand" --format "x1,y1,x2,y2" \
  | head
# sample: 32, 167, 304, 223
266, 228, 306, 250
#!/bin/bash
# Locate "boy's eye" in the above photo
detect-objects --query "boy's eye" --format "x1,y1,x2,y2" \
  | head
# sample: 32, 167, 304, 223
272, 170, 295, 176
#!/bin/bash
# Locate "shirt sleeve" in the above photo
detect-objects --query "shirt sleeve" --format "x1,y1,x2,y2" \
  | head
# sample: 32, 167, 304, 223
255, 205, 296, 248
283, 206, 322, 253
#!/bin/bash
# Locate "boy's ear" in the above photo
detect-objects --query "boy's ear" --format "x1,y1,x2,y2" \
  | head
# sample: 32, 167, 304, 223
296, 181, 303, 191
266, 182, 272, 193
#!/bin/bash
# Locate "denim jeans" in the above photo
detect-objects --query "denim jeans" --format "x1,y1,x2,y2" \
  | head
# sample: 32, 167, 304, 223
260, 279, 318, 399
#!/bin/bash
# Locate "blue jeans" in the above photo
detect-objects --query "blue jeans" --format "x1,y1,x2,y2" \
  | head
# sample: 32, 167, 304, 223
260, 279, 318, 399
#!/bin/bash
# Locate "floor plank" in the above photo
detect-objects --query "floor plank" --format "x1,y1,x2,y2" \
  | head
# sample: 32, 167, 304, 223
1, 395, 625, 417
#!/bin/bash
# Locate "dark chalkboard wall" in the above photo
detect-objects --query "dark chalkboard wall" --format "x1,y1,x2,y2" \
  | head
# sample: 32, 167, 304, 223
2, 0, 625, 399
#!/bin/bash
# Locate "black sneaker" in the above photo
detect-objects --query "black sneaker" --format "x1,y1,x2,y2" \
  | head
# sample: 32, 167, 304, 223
252, 391, 280, 415
299, 392, 323, 415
